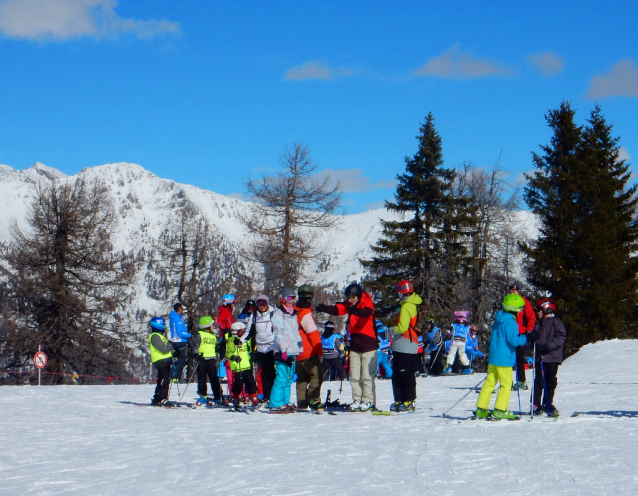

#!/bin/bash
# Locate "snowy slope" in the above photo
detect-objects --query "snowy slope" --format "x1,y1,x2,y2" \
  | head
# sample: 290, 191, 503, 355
1, 339, 637, 495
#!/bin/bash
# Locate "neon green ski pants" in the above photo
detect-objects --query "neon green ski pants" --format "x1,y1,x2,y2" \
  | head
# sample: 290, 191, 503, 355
476, 364, 514, 411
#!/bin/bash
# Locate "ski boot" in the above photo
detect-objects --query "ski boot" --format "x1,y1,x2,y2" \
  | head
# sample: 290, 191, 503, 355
359, 402, 374, 412
492, 409, 519, 420
441, 364, 453, 375
231, 396, 242, 411
532, 404, 543, 416
547, 404, 560, 417
194, 396, 208, 407
250, 394, 261, 408
511, 381, 528, 391
462, 367, 473, 375
348, 401, 361, 412
390, 401, 402, 412
473, 407, 490, 419
402, 401, 416, 412
309, 400, 326, 412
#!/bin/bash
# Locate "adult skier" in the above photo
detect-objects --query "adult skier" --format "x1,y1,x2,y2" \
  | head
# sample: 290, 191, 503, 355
191, 316, 223, 406
295, 284, 324, 411
474, 294, 539, 420
168, 303, 191, 382
509, 283, 536, 390
250, 294, 276, 404
442, 311, 472, 375
531, 298, 567, 417
316, 283, 377, 411
389, 280, 421, 411
148, 317, 175, 406
375, 320, 392, 379
269, 287, 302, 412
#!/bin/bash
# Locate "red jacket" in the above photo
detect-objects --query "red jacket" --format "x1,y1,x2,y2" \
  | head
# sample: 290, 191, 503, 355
333, 291, 376, 353
295, 307, 323, 361
217, 304, 234, 334
516, 297, 536, 334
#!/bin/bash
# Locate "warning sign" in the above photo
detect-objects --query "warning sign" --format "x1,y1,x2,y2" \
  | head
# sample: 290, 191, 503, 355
34, 351, 47, 369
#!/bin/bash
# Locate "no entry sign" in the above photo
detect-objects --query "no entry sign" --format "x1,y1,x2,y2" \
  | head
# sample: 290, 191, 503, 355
34, 351, 47, 369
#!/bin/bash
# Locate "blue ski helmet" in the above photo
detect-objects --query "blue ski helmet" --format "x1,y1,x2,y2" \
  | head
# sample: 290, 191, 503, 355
150, 316, 166, 331
222, 294, 235, 304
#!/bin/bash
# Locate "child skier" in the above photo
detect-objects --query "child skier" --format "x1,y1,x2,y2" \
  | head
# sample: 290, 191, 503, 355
148, 317, 175, 407
269, 286, 302, 413
442, 311, 472, 375
191, 316, 223, 406
225, 321, 259, 410
474, 294, 538, 420
321, 321, 345, 381
464, 325, 484, 372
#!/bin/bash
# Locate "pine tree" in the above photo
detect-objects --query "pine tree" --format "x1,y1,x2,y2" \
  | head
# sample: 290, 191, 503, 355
362, 113, 475, 315
523, 102, 638, 352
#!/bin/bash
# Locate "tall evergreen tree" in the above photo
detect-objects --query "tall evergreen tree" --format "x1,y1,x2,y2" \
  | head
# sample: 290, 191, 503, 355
523, 102, 638, 352
362, 113, 475, 315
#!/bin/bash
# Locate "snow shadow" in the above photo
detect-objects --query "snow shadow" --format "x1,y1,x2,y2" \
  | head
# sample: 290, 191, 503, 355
577, 410, 638, 418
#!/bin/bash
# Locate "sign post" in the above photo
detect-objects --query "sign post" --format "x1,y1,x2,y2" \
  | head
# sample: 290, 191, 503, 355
34, 346, 47, 386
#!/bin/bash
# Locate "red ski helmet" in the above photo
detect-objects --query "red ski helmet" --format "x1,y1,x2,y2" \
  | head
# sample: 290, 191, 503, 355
537, 298, 556, 314
395, 279, 414, 295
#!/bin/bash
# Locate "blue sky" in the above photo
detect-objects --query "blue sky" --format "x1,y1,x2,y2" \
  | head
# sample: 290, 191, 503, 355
1, 1, 637, 213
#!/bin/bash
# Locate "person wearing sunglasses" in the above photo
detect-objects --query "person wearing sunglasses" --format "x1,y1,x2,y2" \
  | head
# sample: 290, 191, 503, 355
250, 295, 276, 404
316, 283, 377, 412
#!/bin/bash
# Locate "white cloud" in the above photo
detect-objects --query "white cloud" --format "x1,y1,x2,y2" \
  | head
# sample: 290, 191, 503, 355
315, 168, 396, 193
0, 0, 180, 41
585, 59, 638, 100
618, 147, 631, 162
365, 201, 386, 210
414, 44, 514, 80
284, 60, 355, 81
527, 51, 564, 77
226, 192, 250, 202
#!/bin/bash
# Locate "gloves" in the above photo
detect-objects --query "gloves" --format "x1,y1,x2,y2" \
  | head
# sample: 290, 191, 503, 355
234, 338, 242, 346
526, 330, 540, 343
347, 305, 358, 315
281, 352, 288, 362
230, 355, 241, 363
315, 303, 328, 313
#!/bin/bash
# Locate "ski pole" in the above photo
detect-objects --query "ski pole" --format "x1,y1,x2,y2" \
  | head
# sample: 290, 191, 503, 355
540, 359, 551, 417
530, 346, 536, 416
442, 376, 486, 417
179, 356, 200, 401
425, 342, 443, 377
514, 360, 522, 415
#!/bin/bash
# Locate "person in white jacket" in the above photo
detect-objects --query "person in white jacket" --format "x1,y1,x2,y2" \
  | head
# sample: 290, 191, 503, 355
268, 286, 302, 412
248, 294, 276, 403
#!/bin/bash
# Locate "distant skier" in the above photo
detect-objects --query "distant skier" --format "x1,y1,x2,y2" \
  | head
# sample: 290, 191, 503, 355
191, 316, 223, 406
249, 294, 276, 404
474, 294, 539, 420
148, 317, 176, 406
375, 320, 392, 379
218, 294, 236, 392
321, 321, 345, 381
295, 284, 324, 411
442, 311, 472, 375
389, 280, 422, 412
531, 298, 566, 417
269, 287, 302, 412
316, 283, 377, 411
424, 318, 443, 374
465, 324, 484, 369
168, 303, 191, 382
225, 321, 259, 410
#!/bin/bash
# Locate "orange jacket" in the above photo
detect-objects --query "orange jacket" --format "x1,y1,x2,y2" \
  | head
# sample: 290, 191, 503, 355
296, 307, 323, 361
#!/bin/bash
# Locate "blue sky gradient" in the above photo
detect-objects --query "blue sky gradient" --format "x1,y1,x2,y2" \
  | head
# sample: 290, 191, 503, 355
1, 1, 637, 212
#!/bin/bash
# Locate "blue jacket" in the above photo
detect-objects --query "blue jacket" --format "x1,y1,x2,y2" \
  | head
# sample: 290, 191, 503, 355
451, 323, 470, 340
168, 310, 191, 343
465, 334, 484, 358
488, 311, 527, 367
377, 330, 391, 351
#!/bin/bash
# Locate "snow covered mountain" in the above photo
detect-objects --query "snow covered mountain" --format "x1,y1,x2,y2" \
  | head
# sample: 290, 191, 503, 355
0, 162, 538, 315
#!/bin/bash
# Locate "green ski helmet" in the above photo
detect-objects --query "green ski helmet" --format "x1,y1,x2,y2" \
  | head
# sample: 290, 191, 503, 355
199, 315, 214, 328
502, 294, 525, 314
298, 284, 314, 298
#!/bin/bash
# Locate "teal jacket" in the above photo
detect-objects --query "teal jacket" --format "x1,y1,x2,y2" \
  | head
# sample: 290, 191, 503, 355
488, 310, 528, 367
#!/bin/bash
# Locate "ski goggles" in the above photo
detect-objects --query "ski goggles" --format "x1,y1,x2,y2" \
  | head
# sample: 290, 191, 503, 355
282, 295, 296, 302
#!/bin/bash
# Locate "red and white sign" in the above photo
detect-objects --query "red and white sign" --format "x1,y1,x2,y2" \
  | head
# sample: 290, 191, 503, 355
34, 351, 47, 369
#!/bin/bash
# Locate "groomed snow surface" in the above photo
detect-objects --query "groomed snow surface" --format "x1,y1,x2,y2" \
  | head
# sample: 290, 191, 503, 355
2, 339, 637, 495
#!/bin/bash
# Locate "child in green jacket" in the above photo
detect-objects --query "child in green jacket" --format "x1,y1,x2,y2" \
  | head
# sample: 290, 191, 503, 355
226, 321, 259, 410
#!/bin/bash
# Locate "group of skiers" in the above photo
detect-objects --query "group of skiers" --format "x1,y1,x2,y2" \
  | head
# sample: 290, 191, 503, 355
147, 279, 567, 418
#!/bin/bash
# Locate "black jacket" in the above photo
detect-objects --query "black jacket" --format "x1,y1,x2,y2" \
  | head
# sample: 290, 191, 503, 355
533, 315, 567, 364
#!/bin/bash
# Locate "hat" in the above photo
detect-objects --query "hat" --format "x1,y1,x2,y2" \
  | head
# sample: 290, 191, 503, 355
256, 294, 269, 304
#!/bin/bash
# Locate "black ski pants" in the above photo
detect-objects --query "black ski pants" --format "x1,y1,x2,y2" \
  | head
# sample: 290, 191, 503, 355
391, 352, 420, 403
231, 369, 257, 397
197, 358, 222, 400
170, 342, 188, 381
322, 356, 345, 381
515, 346, 527, 383
153, 358, 172, 404
534, 361, 559, 407
256, 351, 276, 400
